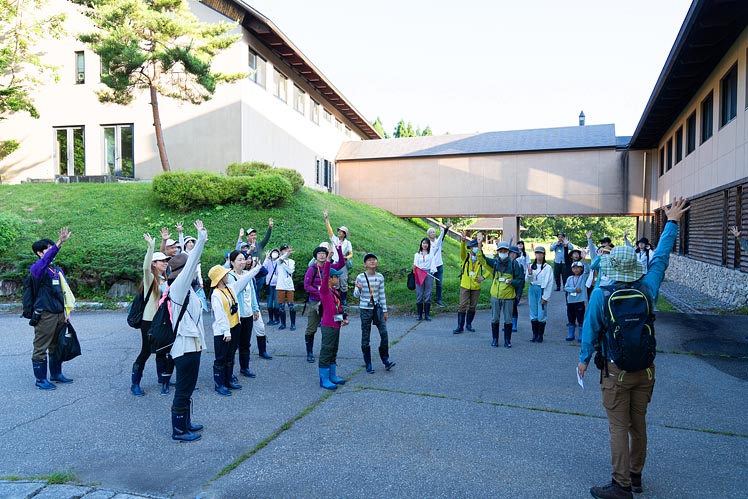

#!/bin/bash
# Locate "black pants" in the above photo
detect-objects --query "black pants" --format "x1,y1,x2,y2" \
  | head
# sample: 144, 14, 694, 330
213, 325, 239, 369
238, 316, 254, 360
566, 302, 585, 326
512, 296, 519, 319
319, 326, 341, 368
135, 320, 172, 382
172, 351, 200, 413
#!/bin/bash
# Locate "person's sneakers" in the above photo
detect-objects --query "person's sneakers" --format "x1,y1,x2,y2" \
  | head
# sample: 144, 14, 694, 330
630, 473, 642, 494
435, 301, 445, 308
590, 480, 633, 499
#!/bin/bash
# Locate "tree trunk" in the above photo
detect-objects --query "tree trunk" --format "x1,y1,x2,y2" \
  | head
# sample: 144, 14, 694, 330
149, 84, 170, 172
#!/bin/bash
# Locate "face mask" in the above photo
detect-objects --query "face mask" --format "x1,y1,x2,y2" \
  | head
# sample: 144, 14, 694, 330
499, 252, 509, 260
471, 247, 479, 255
271, 252, 279, 260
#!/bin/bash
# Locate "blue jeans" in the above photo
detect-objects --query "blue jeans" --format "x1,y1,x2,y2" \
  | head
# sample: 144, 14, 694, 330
266, 285, 277, 310
528, 285, 547, 322
433, 265, 444, 303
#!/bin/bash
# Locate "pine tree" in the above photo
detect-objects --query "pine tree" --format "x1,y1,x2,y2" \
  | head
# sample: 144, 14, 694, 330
372, 116, 389, 138
74, 0, 244, 172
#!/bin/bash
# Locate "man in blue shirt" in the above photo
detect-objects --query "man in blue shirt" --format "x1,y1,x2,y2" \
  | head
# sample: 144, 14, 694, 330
577, 197, 689, 499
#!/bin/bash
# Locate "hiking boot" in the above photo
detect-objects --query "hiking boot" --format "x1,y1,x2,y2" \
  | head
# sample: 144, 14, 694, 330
590, 480, 633, 499
630, 473, 642, 494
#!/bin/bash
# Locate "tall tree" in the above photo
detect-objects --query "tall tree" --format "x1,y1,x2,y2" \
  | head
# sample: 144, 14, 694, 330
371, 116, 389, 138
74, 0, 244, 172
0, 0, 65, 160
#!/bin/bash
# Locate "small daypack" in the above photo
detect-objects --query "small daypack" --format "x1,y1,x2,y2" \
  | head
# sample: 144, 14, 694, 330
127, 285, 153, 329
148, 290, 189, 354
598, 281, 656, 373
21, 274, 38, 319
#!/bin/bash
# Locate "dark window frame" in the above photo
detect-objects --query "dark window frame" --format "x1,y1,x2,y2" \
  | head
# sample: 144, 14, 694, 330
666, 138, 673, 171
701, 91, 714, 143
675, 127, 683, 164
686, 111, 696, 155
720, 63, 738, 127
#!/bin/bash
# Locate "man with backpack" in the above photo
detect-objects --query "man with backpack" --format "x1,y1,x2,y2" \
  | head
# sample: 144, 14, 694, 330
484, 241, 525, 348
577, 197, 689, 499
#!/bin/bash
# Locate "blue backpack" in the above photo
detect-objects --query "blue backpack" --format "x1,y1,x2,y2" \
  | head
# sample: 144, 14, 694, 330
599, 280, 656, 373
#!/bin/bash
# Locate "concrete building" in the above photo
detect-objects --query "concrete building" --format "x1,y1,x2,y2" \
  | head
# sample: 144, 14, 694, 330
0, 0, 380, 187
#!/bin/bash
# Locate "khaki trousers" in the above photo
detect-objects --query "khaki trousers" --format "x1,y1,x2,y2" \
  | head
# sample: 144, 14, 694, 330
601, 362, 656, 487
32, 311, 66, 362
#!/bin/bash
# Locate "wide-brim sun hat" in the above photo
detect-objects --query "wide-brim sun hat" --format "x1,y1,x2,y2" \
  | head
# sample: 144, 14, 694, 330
338, 226, 350, 237
208, 265, 230, 287
600, 246, 645, 283
165, 238, 180, 248
167, 253, 188, 279
151, 252, 170, 263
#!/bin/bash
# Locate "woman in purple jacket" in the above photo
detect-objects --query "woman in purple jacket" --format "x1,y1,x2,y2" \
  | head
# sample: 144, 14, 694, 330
317, 243, 350, 390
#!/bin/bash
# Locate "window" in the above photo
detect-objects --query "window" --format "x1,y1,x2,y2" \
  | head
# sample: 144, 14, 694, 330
310, 99, 320, 124
335, 118, 343, 132
666, 138, 673, 171
75, 51, 85, 84
248, 49, 266, 87
686, 112, 696, 155
659, 147, 664, 177
345, 126, 351, 137
103, 124, 134, 177
273, 69, 287, 102
701, 92, 713, 143
55, 127, 85, 175
323, 108, 332, 123
675, 127, 683, 164
720, 64, 738, 127
293, 85, 305, 114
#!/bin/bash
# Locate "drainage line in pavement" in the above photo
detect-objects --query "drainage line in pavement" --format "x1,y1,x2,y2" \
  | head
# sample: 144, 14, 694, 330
657, 349, 748, 360
662, 424, 748, 438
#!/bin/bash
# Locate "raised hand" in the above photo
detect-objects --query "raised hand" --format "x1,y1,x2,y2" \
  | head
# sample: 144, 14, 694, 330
194, 219, 206, 234
664, 196, 690, 222
268, 218, 274, 228
143, 233, 154, 244
239, 227, 245, 238
623, 230, 629, 239
175, 222, 184, 232
58, 226, 71, 243
586, 230, 592, 239
729, 226, 742, 238
323, 209, 329, 220
476, 232, 484, 244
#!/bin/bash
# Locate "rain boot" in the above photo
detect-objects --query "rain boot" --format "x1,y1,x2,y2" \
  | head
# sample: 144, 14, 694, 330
416, 303, 423, 321
537, 322, 546, 343
239, 353, 256, 377
131, 362, 144, 396
224, 361, 242, 390
156, 355, 171, 395
424, 303, 432, 321
258, 336, 273, 359
172, 409, 201, 442
305, 335, 315, 363
566, 325, 576, 341
379, 344, 396, 371
530, 320, 539, 342
503, 323, 513, 348
329, 363, 346, 385
453, 312, 465, 334
511, 317, 518, 332
289, 309, 297, 331
187, 398, 203, 432
33, 360, 55, 390
278, 307, 287, 330
363, 347, 374, 373
49, 356, 73, 383
266, 307, 276, 326
318, 367, 337, 390
465, 310, 475, 331
491, 323, 499, 347
213, 365, 231, 396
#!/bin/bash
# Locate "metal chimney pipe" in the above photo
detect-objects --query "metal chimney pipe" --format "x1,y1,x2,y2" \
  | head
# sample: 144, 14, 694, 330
579, 111, 585, 126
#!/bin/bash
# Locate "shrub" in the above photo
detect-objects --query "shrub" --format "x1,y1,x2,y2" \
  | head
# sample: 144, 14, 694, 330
244, 174, 293, 208
226, 161, 273, 176
272, 168, 304, 192
152, 171, 233, 211
0, 211, 22, 254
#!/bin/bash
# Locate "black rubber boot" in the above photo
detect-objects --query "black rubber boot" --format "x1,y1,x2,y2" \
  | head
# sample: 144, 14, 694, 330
424, 303, 432, 321
453, 312, 466, 334
289, 309, 297, 330
131, 362, 144, 396
491, 323, 499, 347
258, 336, 272, 360
465, 310, 476, 331
305, 335, 315, 363
33, 360, 55, 390
278, 307, 287, 330
503, 323, 513, 348
172, 409, 201, 442
379, 344, 395, 370
530, 320, 539, 342
416, 303, 423, 320
537, 322, 546, 343
49, 356, 73, 383
187, 398, 203, 432
362, 347, 374, 373
213, 365, 231, 396
156, 355, 174, 395
224, 361, 242, 390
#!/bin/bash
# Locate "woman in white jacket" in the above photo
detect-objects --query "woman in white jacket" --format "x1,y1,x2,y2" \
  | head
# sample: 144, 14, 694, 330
525, 246, 554, 343
275, 245, 297, 332
227, 251, 262, 378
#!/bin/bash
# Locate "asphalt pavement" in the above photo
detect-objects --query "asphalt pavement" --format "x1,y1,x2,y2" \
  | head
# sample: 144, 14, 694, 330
1, 291, 747, 499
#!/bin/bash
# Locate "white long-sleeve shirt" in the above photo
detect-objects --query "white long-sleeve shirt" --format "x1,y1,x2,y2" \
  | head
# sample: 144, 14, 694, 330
169, 230, 207, 359
526, 261, 554, 301
428, 228, 448, 268
276, 256, 295, 291
211, 268, 258, 337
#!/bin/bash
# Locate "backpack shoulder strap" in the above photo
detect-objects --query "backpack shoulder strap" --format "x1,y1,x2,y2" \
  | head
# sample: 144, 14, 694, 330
172, 292, 190, 335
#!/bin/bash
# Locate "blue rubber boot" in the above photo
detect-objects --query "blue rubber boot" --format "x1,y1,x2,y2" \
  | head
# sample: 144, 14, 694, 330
329, 363, 346, 385
318, 367, 337, 390
130, 362, 144, 396
49, 356, 73, 383
172, 410, 201, 442
511, 317, 518, 332
566, 325, 576, 341
33, 360, 56, 390
213, 366, 232, 396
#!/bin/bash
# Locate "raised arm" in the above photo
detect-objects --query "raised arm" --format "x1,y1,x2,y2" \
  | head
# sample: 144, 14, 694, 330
332, 245, 346, 271
169, 221, 207, 304
143, 233, 155, 286
30, 226, 70, 279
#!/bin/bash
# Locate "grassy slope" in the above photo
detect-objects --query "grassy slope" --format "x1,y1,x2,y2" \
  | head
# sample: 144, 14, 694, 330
0, 183, 476, 311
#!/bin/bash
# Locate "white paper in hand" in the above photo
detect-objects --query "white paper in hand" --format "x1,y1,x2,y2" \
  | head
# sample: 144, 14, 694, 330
576, 367, 584, 389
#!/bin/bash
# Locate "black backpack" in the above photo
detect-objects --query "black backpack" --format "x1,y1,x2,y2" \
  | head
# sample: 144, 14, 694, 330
598, 280, 656, 373
21, 274, 38, 319
148, 291, 189, 354
127, 285, 153, 329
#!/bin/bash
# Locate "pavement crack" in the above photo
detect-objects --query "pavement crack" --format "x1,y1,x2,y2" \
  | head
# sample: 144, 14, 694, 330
0, 396, 89, 438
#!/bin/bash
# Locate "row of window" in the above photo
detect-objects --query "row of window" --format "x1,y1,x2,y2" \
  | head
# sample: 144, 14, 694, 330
55, 124, 134, 177
659, 63, 739, 176
248, 48, 352, 137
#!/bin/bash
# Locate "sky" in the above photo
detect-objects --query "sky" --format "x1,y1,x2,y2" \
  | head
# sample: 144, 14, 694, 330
246, 0, 694, 138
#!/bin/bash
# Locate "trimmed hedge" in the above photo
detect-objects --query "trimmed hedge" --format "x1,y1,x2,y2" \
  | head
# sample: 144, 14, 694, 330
272, 168, 304, 192
0, 211, 22, 254
226, 161, 272, 176
245, 174, 293, 208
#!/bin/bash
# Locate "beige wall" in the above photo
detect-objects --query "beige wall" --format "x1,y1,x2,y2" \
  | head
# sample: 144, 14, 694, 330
651, 26, 748, 209
0, 0, 361, 186
338, 148, 640, 217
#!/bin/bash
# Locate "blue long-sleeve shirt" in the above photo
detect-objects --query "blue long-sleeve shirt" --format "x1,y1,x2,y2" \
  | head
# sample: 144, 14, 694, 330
579, 221, 678, 365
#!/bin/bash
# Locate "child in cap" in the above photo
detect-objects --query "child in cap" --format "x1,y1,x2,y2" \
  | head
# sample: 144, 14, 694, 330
354, 252, 394, 373
564, 261, 586, 342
